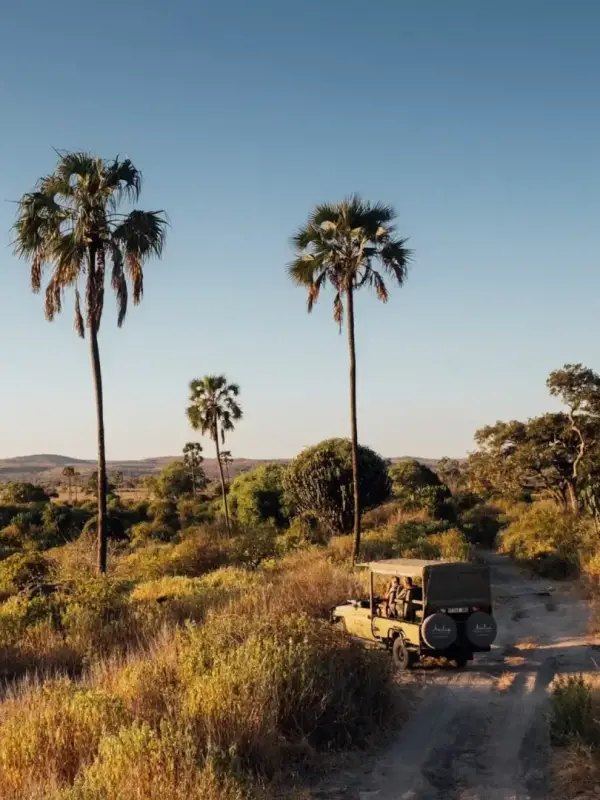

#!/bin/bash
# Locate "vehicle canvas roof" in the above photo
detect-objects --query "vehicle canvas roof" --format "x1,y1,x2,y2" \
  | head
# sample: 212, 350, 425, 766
356, 558, 451, 578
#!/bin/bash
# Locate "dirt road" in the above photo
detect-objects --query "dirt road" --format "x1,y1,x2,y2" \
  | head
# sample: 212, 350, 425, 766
317, 553, 596, 800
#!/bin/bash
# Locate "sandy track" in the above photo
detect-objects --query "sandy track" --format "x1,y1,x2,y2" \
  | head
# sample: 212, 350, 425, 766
316, 554, 595, 800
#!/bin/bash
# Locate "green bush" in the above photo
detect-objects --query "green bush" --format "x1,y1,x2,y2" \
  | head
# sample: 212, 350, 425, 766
148, 499, 179, 530
228, 464, 290, 529
0, 482, 49, 504
230, 526, 279, 568
0, 552, 53, 593
460, 502, 503, 548
284, 438, 390, 535
177, 499, 213, 529
130, 521, 176, 545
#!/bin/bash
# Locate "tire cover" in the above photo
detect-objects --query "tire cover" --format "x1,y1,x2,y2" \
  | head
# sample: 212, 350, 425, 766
465, 611, 497, 647
421, 613, 457, 650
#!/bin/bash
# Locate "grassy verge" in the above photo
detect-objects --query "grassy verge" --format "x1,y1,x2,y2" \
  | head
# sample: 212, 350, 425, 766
550, 673, 600, 799
0, 550, 398, 798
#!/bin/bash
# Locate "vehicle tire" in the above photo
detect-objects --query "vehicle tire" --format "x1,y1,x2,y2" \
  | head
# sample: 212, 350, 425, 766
465, 611, 497, 647
392, 636, 416, 670
421, 612, 458, 650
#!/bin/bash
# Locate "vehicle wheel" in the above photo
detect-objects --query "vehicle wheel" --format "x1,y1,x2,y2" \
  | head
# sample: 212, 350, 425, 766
392, 636, 416, 670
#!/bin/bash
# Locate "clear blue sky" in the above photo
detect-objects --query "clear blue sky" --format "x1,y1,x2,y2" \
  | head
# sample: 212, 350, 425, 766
1, 0, 599, 461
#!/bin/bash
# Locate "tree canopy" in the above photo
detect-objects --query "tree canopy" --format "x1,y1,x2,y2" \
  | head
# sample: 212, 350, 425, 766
283, 438, 390, 535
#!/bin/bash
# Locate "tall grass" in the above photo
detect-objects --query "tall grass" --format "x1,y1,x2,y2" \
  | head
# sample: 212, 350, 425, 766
0, 549, 396, 798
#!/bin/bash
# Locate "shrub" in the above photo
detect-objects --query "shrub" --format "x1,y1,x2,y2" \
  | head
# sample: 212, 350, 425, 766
69, 722, 245, 800
59, 578, 132, 659
551, 675, 597, 746
115, 528, 231, 582
499, 501, 593, 576
228, 464, 290, 529
0, 680, 127, 794
129, 521, 176, 545
0, 482, 49, 504
428, 528, 472, 561
460, 502, 503, 548
176, 498, 213, 528
41, 504, 91, 548
284, 438, 390, 535
179, 613, 393, 774
82, 514, 127, 542
230, 526, 279, 568
130, 570, 258, 629
0, 552, 53, 593
148, 499, 179, 530
151, 461, 198, 501
389, 460, 454, 520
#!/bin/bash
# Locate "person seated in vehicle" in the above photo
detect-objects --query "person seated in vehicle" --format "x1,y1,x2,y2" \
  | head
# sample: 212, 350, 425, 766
397, 577, 415, 620
385, 577, 401, 617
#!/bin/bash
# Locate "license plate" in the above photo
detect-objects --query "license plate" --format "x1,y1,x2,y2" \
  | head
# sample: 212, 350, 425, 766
448, 607, 468, 614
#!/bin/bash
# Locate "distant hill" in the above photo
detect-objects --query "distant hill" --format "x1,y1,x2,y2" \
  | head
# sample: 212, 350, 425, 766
0, 453, 447, 483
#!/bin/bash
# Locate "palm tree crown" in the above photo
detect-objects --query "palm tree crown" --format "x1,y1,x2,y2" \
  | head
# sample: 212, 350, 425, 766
186, 376, 242, 442
288, 195, 412, 326
13, 151, 167, 334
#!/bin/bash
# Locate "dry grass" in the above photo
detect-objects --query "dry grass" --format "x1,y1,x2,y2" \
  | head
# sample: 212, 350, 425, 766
551, 673, 600, 799
0, 548, 396, 798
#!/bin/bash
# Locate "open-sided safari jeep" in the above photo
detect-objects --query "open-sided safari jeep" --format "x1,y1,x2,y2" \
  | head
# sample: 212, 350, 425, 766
330, 558, 497, 669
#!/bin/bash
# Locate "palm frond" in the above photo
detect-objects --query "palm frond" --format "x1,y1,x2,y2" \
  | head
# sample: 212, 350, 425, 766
110, 244, 128, 327
114, 210, 167, 261
333, 292, 344, 328
14, 150, 166, 336
288, 195, 413, 323
74, 287, 85, 338
54, 151, 98, 192
104, 157, 142, 204
45, 277, 62, 321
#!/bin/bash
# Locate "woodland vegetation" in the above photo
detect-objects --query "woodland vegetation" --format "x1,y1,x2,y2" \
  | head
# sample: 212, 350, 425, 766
5, 150, 600, 798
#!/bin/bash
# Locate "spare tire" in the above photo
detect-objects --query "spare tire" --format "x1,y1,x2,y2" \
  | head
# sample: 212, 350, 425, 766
465, 611, 497, 647
421, 613, 457, 650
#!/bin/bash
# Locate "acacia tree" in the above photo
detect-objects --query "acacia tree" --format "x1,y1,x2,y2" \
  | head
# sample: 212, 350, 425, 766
14, 152, 167, 573
186, 376, 242, 535
289, 196, 412, 563
183, 442, 204, 497
62, 466, 76, 503
547, 363, 600, 512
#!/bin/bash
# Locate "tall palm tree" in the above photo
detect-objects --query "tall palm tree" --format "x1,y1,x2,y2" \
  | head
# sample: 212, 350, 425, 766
220, 450, 233, 484
289, 196, 412, 563
183, 441, 204, 497
13, 151, 167, 574
186, 376, 242, 535
62, 466, 76, 503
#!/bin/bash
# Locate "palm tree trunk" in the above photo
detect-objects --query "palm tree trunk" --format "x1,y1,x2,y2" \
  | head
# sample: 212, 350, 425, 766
191, 462, 196, 498
90, 326, 109, 573
346, 287, 361, 565
214, 427, 231, 535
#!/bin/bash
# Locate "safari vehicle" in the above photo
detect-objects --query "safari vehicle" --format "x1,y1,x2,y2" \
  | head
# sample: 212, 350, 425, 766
330, 558, 497, 670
